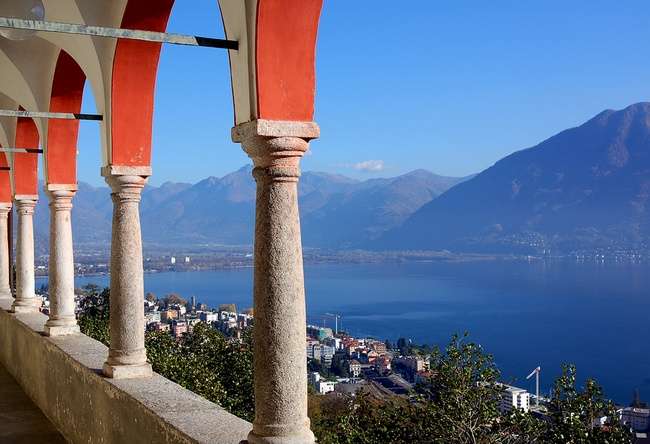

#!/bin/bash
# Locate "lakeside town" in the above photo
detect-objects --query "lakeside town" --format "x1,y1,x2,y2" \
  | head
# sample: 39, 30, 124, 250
33, 284, 650, 442
28, 244, 650, 279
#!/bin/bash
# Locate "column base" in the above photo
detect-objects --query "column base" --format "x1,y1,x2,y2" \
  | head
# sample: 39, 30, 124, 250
247, 430, 316, 444
11, 298, 42, 313
103, 362, 153, 379
44, 324, 80, 337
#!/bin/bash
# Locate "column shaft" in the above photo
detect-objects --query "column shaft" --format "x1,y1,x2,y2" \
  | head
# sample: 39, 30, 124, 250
102, 173, 152, 379
12, 199, 40, 313
235, 121, 319, 444
44, 189, 79, 336
0, 205, 11, 299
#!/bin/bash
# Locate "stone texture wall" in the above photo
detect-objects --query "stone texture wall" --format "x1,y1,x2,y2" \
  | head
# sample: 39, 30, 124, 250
0, 300, 250, 444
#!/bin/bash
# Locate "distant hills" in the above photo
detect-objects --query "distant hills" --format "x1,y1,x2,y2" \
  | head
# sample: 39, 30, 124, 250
32, 166, 467, 252
378, 102, 650, 253
31, 102, 650, 255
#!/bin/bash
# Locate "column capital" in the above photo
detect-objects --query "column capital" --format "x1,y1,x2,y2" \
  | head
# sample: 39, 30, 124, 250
232, 119, 320, 142
14, 198, 37, 215
233, 120, 319, 181
14, 195, 38, 202
103, 174, 147, 204
101, 165, 152, 178
0, 203, 11, 214
47, 189, 76, 211
46, 183, 78, 192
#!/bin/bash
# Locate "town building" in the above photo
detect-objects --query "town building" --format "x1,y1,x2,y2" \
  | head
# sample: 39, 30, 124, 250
499, 384, 531, 413
349, 360, 362, 378
171, 321, 188, 338
307, 325, 333, 341
621, 407, 650, 433
199, 311, 218, 323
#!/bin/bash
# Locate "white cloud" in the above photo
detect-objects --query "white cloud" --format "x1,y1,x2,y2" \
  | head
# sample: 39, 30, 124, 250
352, 160, 385, 172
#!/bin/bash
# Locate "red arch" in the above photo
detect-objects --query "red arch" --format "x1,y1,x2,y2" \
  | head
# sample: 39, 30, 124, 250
111, 0, 174, 167
13, 116, 39, 196
256, 0, 323, 121
0, 151, 10, 203
47, 50, 86, 185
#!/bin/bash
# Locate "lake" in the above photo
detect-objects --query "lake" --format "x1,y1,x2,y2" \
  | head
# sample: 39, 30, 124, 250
37, 259, 650, 404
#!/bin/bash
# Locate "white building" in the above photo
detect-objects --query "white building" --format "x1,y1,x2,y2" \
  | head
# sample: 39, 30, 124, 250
317, 380, 336, 395
199, 312, 218, 323
309, 372, 321, 386
499, 384, 530, 413
324, 337, 342, 350
349, 360, 361, 378
145, 311, 161, 324
308, 344, 335, 365
621, 407, 650, 432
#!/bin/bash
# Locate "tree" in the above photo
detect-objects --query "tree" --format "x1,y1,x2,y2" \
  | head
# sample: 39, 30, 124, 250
78, 285, 110, 346
330, 353, 350, 378
396, 337, 411, 355
162, 293, 187, 307
145, 292, 157, 303
544, 364, 632, 443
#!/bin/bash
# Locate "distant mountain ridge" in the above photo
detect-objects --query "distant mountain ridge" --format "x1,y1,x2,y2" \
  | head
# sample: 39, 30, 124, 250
379, 102, 650, 253
32, 166, 467, 252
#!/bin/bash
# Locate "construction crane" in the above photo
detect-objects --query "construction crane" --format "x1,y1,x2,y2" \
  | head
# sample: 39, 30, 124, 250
527, 366, 541, 407
323, 313, 341, 335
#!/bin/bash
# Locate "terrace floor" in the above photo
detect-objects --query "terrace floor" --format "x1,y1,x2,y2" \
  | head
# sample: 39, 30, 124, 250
0, 364, 66, 444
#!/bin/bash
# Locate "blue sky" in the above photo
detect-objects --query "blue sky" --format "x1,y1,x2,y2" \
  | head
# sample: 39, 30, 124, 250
74, 1, 650, 186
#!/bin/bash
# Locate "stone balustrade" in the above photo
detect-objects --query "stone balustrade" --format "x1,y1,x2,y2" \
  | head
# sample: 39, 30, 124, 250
0, 297, 250, 443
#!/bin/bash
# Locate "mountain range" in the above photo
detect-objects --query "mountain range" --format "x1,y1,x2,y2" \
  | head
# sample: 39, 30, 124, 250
378, 102, 650, 253
30, 102, 650, 255
32, 166, 467, 252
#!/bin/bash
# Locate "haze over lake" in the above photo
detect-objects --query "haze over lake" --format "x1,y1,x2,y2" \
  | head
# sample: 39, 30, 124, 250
40, 259, 650, 404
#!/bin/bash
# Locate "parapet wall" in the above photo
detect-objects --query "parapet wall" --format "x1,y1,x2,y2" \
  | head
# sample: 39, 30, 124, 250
0, 299, 250, 444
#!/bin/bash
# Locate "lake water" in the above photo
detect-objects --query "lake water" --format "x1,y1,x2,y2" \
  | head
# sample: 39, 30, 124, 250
37, 259, 650, 404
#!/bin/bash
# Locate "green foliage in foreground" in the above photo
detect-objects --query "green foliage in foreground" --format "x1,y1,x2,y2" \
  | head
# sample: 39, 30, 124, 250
312, 334, 631, 444
147, 323, 254, 421
77, 285, 254, 421
77, 286, 631, 443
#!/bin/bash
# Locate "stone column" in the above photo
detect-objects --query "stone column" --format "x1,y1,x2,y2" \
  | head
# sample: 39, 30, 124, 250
44, 188, 80, 336
233, 120, 319, 444
12, 198, 40, 313
102, 168, 152, 379
0, 204, 11, 299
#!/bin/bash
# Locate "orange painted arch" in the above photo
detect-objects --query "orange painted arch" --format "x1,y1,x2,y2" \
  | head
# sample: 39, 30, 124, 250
47, 50, 85, 185
111, 0, 174, 167
256, 0, 323, 121
13, 116, 39, 196
0, 152, 10, 203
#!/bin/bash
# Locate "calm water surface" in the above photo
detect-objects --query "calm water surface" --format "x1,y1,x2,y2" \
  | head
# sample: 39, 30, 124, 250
38, 259, 650, 404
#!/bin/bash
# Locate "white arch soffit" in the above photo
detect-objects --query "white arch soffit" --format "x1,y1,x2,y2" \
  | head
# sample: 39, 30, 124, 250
218, 0, 258, 125
41, 0, 130, 167
0, 93, 17, 195
0, 36, 60, 183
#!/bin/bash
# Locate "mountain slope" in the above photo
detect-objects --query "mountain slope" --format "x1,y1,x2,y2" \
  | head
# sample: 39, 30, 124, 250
32, 166, 464, 250
301, 170, 467, 248
379, 102, 650, 253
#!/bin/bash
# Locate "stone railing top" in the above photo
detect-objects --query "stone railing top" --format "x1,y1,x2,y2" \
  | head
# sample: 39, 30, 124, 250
0, 298, 250, 444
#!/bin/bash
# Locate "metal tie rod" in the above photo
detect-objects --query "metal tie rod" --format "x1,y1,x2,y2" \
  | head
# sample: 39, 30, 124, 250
0, 17, 238, 50
0, 148, 42, 154
0, 167, 9, 171
0, 109, 102, 121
